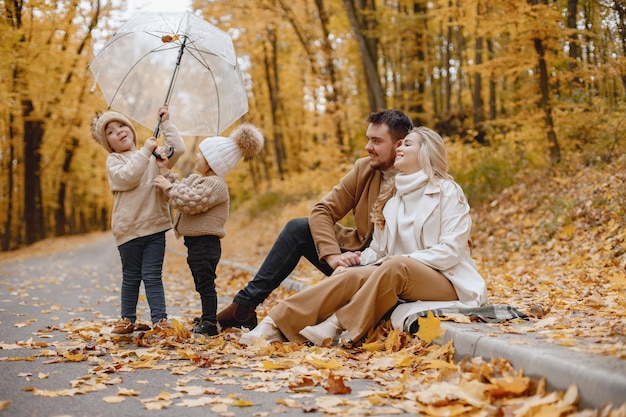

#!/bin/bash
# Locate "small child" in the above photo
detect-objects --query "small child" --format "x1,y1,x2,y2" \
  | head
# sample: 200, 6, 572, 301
91, 106, 186, 334
154, 124, 264, 336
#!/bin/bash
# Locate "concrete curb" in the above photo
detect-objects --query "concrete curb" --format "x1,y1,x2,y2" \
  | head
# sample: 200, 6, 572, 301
439, 322, 626, 410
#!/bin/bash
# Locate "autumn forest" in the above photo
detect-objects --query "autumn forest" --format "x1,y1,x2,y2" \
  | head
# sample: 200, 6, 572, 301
1, 0, 625, 251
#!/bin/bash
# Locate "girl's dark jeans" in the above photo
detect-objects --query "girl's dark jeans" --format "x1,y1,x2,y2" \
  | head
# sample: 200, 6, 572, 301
117, 231, 167, 324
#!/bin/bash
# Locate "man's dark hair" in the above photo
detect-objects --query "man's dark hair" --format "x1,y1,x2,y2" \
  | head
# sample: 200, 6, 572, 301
366, 110, 414, 142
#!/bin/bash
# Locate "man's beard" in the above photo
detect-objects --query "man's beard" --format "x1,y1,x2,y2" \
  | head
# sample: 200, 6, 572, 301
371, 155, 396, 171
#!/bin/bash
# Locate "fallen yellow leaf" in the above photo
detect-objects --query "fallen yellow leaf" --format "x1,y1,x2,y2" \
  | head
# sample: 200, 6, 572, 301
416, 311, 445, 342
305, 357, 342, 370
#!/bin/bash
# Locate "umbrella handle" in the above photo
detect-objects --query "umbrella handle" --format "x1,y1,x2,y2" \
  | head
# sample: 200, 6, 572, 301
153, 146, 174, 160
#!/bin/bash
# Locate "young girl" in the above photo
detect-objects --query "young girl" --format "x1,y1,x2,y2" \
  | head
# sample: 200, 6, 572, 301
240, 126, 486, 346
92, 106, 185, 334
154, 124, 264, 336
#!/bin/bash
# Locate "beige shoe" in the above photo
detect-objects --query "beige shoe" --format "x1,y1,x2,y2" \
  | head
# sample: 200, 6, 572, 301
153, 318, 172, 331
240, 316, 285, 346
134, 322, 151, 332
299, 314, 343, 346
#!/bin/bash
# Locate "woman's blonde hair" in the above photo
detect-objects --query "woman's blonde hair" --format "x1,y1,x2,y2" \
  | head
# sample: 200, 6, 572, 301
370, 126, 452, 229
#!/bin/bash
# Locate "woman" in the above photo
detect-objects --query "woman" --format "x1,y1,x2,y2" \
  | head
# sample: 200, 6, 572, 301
240, 127, 487, 346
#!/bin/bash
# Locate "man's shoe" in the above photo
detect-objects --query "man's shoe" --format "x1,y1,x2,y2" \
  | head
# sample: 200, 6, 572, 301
299, 314, 343, 346
193, 320, 219, 336
217, 302, 258, 329
239, 316, 285, 346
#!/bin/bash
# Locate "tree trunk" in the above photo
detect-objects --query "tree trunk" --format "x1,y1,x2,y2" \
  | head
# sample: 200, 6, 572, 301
3, 111, 16, 251
471, 2, 487, 144
567, 0, 580, 87
472, 36, 484, 123
487, 39, 497, 120
343, 0, 386, 111
264, 26, 286, 180
23, 100, 45, 244
406, 0, 428, 125
55, 137, 78, 236
314, 0, 345, 147
533, 38, 561, 164
444, 3, 453, 114
3, 0, 24, 250
613, 0, 626, 91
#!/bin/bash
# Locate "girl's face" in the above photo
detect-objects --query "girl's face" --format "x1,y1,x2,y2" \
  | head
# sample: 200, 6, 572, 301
394, 132, 421, 174
195, 152, 210, 174
105, 121, 135, 153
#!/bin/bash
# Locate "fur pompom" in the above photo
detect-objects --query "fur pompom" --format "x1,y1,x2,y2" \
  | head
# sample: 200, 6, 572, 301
229, 123, 264, 160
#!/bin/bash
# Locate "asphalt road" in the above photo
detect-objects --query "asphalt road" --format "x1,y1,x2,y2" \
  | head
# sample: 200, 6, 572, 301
0, 234, 393, 417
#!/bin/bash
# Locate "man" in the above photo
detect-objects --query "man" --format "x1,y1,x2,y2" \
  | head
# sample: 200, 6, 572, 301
217, 110, 413, 329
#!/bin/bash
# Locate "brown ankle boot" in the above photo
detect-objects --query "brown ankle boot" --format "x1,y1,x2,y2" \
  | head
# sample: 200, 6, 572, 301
217, 302, 258, 329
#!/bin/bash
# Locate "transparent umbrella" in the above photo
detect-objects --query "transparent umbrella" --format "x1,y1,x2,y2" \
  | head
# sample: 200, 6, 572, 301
89, 11, 248, 153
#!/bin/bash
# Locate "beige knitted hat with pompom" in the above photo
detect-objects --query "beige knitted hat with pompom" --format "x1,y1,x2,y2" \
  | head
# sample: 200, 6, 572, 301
199, 124, 264, 177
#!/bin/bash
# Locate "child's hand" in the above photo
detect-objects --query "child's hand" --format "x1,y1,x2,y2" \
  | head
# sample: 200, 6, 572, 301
144, 137, 158, 152
158, 105, 170, 123
154, 175, 172, 190
154, 152, 169, 172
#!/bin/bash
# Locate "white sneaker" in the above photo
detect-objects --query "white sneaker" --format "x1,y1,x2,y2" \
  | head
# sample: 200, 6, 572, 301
239, 316, 285, 346
337, 330, 352, 347
299, 314, 343, 346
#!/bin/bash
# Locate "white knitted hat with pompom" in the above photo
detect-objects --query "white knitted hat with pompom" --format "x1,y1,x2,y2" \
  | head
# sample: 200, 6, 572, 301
199, 124, 264, 177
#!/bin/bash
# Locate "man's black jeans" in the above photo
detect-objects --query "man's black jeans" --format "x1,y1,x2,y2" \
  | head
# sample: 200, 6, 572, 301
233, 217, 335, 306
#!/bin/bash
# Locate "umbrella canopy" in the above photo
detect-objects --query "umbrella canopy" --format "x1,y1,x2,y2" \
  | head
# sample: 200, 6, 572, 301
89, 11, 248, 137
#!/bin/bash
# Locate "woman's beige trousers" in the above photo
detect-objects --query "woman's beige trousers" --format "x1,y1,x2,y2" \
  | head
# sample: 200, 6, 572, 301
270, 255, 457, 343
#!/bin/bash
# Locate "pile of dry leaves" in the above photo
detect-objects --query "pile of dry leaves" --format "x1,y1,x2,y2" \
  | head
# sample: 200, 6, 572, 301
0, 306, 607, 416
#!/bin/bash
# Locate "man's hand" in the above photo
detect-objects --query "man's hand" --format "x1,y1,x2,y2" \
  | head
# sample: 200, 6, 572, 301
325, 251, 361, 270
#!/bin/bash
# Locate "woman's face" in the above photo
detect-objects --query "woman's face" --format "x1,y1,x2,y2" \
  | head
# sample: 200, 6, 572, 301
394, 132, 421, 174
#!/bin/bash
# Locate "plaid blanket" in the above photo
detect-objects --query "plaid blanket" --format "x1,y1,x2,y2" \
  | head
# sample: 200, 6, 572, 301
404, 304, 529, 334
